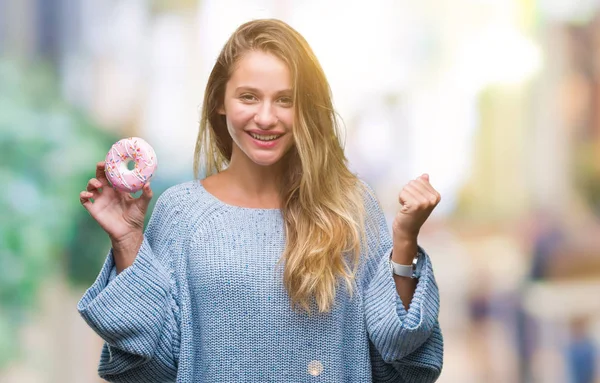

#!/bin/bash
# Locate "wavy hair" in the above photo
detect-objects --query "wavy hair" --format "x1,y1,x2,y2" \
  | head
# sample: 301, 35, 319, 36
194, 19, 368, 314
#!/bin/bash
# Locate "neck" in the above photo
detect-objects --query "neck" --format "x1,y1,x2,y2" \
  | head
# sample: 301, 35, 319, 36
222, 151, 288, 203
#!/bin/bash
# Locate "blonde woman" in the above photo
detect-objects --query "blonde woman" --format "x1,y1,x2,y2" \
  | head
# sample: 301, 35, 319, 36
78, 19, 443, 382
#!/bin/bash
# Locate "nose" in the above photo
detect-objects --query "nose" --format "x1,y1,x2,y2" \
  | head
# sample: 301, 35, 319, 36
254, 102, 278, 129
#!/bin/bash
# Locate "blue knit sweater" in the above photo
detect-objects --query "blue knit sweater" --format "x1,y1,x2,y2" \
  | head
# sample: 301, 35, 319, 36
78, 180, 443, 382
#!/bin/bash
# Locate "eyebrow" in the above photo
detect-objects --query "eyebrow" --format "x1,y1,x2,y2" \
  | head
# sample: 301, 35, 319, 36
235, 86, 293, 94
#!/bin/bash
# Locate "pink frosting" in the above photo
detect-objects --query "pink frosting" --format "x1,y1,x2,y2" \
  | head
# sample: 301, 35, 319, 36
104, 137, 157, 193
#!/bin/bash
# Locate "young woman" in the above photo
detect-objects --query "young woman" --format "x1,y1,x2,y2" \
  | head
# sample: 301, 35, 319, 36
78, 18, 443, 382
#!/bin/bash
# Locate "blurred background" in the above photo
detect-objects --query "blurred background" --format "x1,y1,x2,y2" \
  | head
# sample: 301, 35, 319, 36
1, 0, 600, 382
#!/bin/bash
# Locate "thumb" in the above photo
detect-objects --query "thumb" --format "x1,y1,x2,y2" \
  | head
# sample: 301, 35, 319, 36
420, 173, 430, 182
139, 182, 154, 205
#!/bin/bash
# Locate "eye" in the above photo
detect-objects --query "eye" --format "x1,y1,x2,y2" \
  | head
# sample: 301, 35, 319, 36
239, 94, 258, 102
278, 97, 293, 107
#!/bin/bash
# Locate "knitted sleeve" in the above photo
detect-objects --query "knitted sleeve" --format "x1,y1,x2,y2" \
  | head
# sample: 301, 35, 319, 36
77, 190, 184, 383
360, 182, 444, 382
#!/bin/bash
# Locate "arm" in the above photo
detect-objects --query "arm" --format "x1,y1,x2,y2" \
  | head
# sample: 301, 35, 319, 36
77, 191, 184, 382
391, 238, 418, 311
390, 173, 441, 312
361, 182, 443, 382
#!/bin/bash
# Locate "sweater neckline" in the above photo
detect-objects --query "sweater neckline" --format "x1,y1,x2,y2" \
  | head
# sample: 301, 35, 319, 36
196, 180, 282, 213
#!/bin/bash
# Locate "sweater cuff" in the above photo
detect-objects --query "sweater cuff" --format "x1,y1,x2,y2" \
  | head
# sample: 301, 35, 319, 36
77, 237, 172, 358
367, 244, 439, 332
365, 246, 440, 362
391, 246, 431, 320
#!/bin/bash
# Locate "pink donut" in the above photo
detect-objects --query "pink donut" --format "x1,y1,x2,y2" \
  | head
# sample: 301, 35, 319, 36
104, 137, 157, 193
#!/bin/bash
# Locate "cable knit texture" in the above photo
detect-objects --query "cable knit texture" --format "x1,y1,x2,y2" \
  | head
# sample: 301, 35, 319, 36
77, 180, 443, 382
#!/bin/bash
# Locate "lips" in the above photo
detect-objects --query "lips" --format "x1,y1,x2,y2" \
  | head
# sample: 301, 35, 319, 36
248, 132, 283, 141
246, 131, 283, 148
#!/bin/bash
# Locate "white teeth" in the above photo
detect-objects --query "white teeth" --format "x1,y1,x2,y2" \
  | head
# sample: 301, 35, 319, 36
249, 133, 282, 141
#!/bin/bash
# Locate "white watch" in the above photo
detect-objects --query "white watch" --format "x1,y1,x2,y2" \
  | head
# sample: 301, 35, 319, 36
390, 251, 421, 279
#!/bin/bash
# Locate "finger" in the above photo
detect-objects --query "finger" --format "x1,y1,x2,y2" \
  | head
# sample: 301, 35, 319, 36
414, 174, 434, 190
96, 161, 110, 183
413, 178, 441, 204
414, 173, 435, 192
399, 187, 421, 212
133, 182, 153, 213
405, 183, 431, 206
417, 173, 437, 192
140, 182, 153, 203
86, 178, 104, 192
80, 189, 101, 202
79, 191, 94, 209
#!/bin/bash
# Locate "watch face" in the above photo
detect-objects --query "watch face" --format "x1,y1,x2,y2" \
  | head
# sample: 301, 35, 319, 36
412, 253, 421, 278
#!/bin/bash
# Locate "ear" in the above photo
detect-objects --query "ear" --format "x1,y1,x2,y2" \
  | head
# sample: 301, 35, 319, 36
217, 104, 226, 115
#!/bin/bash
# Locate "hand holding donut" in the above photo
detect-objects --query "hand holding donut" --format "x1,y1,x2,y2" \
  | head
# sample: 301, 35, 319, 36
79, 137, 157, 272
80, 161, 153, 243
392, 174, 441, 243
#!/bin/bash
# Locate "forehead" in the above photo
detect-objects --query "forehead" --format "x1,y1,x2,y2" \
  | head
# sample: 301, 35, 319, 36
228, 50, 291, 91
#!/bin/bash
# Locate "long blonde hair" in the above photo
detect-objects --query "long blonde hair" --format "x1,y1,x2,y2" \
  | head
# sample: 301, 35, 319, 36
194, 19, 368, 314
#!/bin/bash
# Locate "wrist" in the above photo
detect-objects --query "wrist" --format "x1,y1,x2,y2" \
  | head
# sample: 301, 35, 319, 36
111, 232, 143, 273
111, 231, 143, 251
393, 230, 418, 243
391, 237, 418, 265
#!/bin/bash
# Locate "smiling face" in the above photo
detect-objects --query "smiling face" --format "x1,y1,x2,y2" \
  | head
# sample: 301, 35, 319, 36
219, 50, 295, 169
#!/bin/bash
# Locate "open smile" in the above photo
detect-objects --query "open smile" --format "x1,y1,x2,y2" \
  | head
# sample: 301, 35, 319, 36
246, 132, 284, 148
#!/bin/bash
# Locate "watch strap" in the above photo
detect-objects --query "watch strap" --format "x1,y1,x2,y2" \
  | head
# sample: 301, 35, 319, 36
390, 261, 414, 277
389, 250, 421, 279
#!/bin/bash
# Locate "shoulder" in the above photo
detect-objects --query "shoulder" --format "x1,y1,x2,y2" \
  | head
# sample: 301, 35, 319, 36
153, 180, 200, 212
150, 179, 232, 228
148, 180, 214, 228
156, 180, 199, 201
355, 178, 391, 242
356, 178, 383, 213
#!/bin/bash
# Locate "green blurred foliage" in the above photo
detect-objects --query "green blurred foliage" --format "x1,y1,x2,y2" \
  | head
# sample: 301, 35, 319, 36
0, 59, 117, 367
575, 141, 600, 215
150, 0, 198, 14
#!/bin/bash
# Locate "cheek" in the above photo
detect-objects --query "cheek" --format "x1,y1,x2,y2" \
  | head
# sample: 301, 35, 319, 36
280, 109, 294, 126
286, 134, 296, 149
225, 119, 236, 138
227, 107, 255, 130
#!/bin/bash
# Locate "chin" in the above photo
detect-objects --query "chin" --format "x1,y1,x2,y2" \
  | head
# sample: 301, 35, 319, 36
250, 154, 285, 167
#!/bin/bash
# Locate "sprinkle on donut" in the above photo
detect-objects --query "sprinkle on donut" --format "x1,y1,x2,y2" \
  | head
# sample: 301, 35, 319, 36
104, 137, 158, 193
